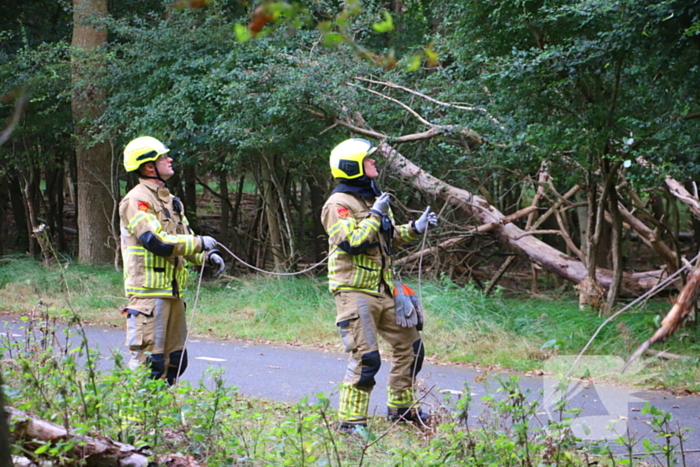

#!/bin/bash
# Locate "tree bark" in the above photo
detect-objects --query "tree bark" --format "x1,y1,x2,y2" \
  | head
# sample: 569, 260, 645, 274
8, 173, 29, 252
219, 169, 230, 246
379, 143, 668, 297
0, 175, 8, 257
307, 176, 327, 262
604, 183, 623, 312
666, 177, 700, 220
260, 159, 285, 271
72, 0, 113, 264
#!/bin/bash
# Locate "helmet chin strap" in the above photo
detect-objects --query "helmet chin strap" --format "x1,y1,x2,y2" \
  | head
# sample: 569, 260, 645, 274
140, 162, 167, 186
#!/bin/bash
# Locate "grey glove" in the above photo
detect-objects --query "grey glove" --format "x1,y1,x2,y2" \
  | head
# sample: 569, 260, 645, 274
200, 236, 218, 251
394, 282, 419, 328
208, 251, 225, 276
413, 206, 438, 234
370, 192, 391, 217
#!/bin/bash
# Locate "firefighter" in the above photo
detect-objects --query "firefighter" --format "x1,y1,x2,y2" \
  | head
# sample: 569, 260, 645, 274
321, 138, 438, 433
119, 136, 225, 385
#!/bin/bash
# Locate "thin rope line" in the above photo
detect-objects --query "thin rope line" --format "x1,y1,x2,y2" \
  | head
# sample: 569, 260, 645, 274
566, 251, 700, 379
174, 259, 207, 385
216, 242, 334, 276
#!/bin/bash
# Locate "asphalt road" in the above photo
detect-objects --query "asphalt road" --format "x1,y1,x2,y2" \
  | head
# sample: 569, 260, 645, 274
2, 316, 700, 464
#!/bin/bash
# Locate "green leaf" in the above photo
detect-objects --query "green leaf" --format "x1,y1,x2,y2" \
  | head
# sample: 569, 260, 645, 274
322, 33, 345, 47
406, 54, 422, 72
34, 443, 50, 455
372, 11, 394, 33
234, 23, 252, 43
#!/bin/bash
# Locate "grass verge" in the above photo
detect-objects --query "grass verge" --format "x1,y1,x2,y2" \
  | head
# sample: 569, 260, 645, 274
1, 254, 699, 392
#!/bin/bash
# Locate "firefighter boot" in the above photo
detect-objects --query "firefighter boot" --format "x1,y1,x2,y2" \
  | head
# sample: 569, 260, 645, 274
387, 407, 431, 427
338, 422, 368, 436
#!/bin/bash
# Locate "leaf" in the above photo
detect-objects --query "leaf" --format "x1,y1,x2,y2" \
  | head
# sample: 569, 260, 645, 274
406, 54, 422, 72
372, 11, 394, 33
322, 33, 345, 47
234, 23, 252, 43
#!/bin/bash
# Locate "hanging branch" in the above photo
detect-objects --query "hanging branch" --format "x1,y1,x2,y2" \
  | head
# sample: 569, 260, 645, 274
626, 260, 700, 369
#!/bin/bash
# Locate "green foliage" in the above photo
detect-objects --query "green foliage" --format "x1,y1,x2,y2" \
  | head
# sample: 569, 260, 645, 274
3, 312, 692, 466
428, 0, 700, 187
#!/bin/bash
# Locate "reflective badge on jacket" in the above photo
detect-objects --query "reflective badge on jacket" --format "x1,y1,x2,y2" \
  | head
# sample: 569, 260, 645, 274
138, 201, 149, 212
337, 207, 349, 218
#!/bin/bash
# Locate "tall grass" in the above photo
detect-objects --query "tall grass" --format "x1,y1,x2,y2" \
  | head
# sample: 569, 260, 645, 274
1, 255, 699, 390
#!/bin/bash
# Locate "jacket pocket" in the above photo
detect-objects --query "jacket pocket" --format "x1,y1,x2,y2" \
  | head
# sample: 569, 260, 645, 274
125, 306, 154, 349
352, 256, 379, 290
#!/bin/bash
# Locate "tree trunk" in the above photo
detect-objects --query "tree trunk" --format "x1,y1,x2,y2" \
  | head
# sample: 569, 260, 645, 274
8, 173, 29, 252
72, 0, 113, 264
604, 183, 623, 312
183, 162, 198, 232
0, 175, 8, 256
231, 174, 245, 252
307, 176, 327, 262
378, 143, 668, 297
219, 169, 230, 246
260, 160, 285, 271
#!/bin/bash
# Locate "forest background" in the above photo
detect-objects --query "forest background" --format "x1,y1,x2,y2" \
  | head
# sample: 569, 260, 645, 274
5, 1, 700, 464
3, 0, 700, 377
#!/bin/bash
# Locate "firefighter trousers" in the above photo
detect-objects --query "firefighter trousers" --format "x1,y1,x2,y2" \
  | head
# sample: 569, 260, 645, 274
124, 296, 188, 384
334, 288, 424, 424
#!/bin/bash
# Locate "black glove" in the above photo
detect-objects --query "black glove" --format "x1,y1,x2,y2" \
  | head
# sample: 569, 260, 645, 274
200, 236, 218, 251
207, 251, 225, 276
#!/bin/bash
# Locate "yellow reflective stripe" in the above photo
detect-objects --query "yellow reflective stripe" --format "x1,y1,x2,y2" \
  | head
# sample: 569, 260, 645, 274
127, 212, 159, 233
328, 217, 380, 248
338, 384, 369, 422
387, 387, 415, 408
125, 287, 173, 296
397, 223, 418, 242
328, 284, 378, 294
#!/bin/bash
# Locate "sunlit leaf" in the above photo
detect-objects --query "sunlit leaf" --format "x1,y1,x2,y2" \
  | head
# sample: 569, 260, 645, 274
372, 11, 394, 33
406, 54, 422, 72
234, 23, 252, 42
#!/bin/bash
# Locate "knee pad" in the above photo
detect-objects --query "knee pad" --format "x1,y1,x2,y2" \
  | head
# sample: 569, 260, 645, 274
358, 350, 381, 387
412, 339, 425, 376
166, 349, 188, 385
146, 353, 165, 380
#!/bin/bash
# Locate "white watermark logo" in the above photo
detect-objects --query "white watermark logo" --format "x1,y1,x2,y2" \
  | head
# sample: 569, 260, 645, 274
542, 355, 654, 441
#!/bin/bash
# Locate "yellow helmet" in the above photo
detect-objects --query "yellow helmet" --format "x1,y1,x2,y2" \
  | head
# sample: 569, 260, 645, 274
329, 138, 376, 179
123, 136, 170, 172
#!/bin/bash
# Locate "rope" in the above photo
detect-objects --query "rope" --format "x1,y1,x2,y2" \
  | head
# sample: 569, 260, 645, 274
566, 250, 700, 379
175, 259, 207, 385
215, 242, 333, 276
174, 244, 335, 385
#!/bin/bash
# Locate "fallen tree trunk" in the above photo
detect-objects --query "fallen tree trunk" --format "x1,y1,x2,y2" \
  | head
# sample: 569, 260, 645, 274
666, 177, 700, 220
9, 406, 150, 467
625, 262, 700, 370
380, 143, 671, 297
395, 205, 538, 267
8, 407, 203, 467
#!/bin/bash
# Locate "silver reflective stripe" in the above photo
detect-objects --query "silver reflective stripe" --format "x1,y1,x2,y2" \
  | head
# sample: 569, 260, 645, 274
357, 296, 377, 349
126, 315, 139, 347
154, 298, 166, 351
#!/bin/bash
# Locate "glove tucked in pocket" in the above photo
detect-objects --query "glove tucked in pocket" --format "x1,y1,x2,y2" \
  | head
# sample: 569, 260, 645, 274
394, 282, 424, 330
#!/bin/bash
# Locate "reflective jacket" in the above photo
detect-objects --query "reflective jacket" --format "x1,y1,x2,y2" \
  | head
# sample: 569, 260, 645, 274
321, 191, 418, 295
119, 179, 205, 298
